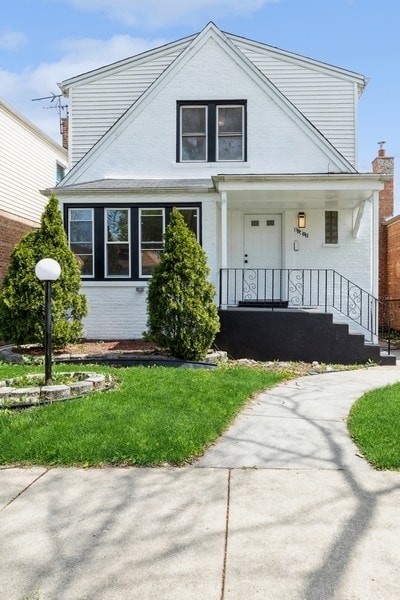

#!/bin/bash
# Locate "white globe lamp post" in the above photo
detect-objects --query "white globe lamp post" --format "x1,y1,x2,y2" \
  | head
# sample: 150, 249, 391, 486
35, 258, 61, 385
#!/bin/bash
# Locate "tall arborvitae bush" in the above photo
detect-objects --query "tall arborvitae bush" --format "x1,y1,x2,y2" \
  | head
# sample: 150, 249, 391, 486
0, 195, 88, 347
145, 208, 220, 360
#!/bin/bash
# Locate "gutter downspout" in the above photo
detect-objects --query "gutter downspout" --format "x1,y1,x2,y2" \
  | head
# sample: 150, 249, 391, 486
371, 190, 379, 344
221, 191, 228, 268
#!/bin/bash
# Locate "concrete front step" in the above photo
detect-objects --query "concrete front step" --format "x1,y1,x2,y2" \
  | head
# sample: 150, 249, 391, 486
217, 308, 396, 365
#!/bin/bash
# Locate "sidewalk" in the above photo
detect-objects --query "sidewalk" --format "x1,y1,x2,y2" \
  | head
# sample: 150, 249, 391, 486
1, 365, 400, 599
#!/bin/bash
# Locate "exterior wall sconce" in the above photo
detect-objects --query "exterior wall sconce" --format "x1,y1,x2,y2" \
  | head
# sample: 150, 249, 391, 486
297, 212, 306, 228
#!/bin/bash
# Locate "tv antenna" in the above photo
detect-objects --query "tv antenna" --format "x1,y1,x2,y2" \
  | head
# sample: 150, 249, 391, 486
32, 92, 68, 134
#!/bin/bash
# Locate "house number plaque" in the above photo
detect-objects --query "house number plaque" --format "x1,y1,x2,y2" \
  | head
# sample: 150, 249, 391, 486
294, 227, 309, 238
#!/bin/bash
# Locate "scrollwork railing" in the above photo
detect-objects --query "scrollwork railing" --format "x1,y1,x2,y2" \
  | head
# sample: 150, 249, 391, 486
219, 268, 381, 341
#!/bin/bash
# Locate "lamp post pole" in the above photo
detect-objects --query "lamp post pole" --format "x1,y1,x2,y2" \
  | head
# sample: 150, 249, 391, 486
44, 279, 53, 385
35, 258, 61, 386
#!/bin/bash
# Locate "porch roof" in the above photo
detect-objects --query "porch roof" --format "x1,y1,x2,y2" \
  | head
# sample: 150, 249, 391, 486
47, 178, 215, 196
213, 173, 385, 209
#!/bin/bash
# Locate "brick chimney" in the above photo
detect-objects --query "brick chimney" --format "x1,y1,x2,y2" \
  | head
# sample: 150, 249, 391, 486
372, 142, 394, 301
372, 141, 394, 220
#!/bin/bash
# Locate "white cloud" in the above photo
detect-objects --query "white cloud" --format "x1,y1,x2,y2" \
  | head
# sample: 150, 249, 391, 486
0, 30, 28, 51
56, 34, 167, 75
0, 34, 165, 142
63, 0, 278, 29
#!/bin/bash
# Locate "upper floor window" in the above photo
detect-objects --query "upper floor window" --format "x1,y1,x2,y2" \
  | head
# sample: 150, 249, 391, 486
177, 101, 246, 163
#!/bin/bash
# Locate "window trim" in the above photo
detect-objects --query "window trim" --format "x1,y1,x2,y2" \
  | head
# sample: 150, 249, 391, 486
56, 162, 66, 184
65, 203, 201, 281
177, 100, 247, 163
68, 207, 95, 278
104, 207, 131, 278
139, 207, 165, 279
216, 104, 245, 162
180, 105, 208, 162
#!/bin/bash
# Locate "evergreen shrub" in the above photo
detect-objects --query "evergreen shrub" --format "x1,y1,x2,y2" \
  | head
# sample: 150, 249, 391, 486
145, 208, 220, 360
0, 195, 88, 347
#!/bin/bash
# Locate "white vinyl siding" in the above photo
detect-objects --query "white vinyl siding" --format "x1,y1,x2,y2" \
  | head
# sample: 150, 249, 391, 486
69, 48, 186, 165
0, 101, 67, 225
233, 42, 358, 166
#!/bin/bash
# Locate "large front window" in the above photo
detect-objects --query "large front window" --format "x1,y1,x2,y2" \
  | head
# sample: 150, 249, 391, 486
105, 208, 130, 277
140, 209, 164, 276
68, 208, 94, 276
178, 101, 246, 162
67, 205, 200, 279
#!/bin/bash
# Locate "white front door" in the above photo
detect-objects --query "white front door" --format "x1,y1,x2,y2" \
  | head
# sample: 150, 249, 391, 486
243, 214, 282, 301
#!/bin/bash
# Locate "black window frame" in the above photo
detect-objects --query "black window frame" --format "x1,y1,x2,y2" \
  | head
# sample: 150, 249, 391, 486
65, 203, 202, 281
177, 100, 247, 163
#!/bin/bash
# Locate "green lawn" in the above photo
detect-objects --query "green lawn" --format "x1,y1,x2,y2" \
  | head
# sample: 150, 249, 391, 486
0, 362, 289, 467
348, 382, 400, 470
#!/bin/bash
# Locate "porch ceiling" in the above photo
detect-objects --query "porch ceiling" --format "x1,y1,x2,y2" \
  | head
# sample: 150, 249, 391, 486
213, 173, 384, 210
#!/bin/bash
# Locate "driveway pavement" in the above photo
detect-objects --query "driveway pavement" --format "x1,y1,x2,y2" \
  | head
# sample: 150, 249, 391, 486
1, 365, 400, 599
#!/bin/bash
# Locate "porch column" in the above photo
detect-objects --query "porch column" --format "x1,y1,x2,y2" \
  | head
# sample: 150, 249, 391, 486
220, 191, 228, 268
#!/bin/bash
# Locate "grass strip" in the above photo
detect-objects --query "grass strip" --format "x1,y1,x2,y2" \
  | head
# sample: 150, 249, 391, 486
0, 363, 289, 466
348, 382, 400, 470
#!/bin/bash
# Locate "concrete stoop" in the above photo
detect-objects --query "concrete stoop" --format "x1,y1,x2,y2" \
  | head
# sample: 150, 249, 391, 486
216, 308, 397, 365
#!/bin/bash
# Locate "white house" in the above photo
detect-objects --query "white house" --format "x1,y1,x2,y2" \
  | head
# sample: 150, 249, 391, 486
0, 97, 68, 283
51, 23, 391, 363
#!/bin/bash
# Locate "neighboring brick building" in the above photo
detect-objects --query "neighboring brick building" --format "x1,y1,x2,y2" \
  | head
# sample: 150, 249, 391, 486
386, 215, 400, 301
372, 144, 394, 300
0, 98, 67, 284
372, 144, 400, 330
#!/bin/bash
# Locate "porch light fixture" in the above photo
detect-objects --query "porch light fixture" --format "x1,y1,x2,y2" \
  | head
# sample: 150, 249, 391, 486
297, 212, 306, 228
35, 258, 61, 385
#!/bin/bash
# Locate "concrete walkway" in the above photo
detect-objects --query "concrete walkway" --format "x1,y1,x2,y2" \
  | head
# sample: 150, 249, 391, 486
1, 365, 400, 599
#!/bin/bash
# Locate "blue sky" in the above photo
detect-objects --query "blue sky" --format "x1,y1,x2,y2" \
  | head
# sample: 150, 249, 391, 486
1, 0, 398, 182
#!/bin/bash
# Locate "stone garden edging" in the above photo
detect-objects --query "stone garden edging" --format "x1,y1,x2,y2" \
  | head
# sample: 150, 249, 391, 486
0, 372, 112, 409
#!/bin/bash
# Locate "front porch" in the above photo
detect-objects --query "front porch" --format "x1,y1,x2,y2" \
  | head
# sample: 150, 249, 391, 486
215, 268, 396, 365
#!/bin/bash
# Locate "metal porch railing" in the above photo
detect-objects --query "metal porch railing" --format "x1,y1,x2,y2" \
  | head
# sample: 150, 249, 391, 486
219, 268, 380, 342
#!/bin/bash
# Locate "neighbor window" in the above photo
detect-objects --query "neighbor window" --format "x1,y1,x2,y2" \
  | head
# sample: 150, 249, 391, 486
325, 211, 338, 244
178, 101, 246, 162
56, 162, 66, 184
68, 208, 94, 276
